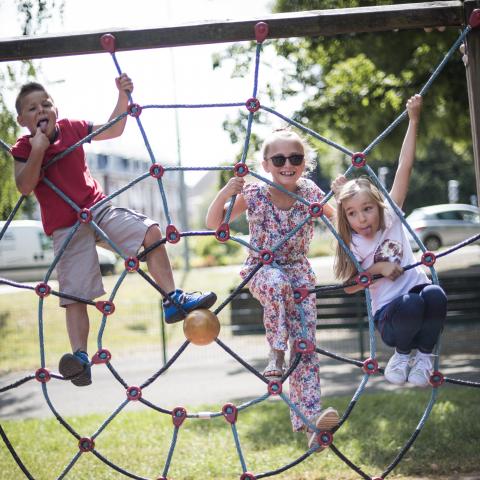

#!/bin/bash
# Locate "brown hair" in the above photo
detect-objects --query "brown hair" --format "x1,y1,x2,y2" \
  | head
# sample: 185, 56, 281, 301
15, 82, 51, 114
333, 177, 387, 281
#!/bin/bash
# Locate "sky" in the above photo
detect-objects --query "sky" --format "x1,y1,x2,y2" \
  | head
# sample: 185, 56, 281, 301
1, 0, 302, 186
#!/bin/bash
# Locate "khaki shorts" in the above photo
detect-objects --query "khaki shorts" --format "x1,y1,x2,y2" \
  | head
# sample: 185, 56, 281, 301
52, 204, 157, 306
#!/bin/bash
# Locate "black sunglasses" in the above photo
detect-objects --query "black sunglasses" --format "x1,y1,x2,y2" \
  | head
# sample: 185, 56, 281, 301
269, 154, 304, 167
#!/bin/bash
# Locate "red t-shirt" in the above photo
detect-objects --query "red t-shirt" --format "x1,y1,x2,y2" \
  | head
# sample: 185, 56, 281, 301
11, 118, 105, 235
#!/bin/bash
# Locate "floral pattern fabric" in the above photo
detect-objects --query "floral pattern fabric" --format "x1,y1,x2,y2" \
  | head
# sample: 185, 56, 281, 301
240, 178, 325, 431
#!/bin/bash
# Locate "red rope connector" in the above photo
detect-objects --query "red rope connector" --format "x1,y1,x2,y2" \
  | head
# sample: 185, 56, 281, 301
362, 357, 379, 375
240, 472, 257, 480
222, 403, 238, 424
125, 257, 139, 272
35, 368, 51, 383
351, 152, 367, 168
234, 163, 249, 177
78, 437, 95, 452
128, 103, 142, 118
293, 287, 310, 304
166, 224, 181, 244
293, 338, 315, 354
149, 163, 165, 179
313, 430, 333, 448
35, 282, 51, 298
355, 272, 372, 288
95, 300, 115, 316
78, 208, 92, 223
469, 9, 480, 28
259, 249, 274, 265
429, 370, 445, 388
421, 251, 436, 267
245, 97, 261, 113
255, 21, 269, 43
126, 386, 142, 401
172, 406, 187, 427
215, 223, 230, 242
267, 380, 282, 395
308, 202, 323, 218
100, 33, 116, 53
240, 473, 256, 480
92, 349, 112, 365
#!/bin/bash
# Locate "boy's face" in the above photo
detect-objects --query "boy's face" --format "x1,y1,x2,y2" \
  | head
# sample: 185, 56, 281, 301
17, 90, 58, 140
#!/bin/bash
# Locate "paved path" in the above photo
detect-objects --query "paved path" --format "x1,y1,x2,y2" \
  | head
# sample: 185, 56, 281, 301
1, 247, 479, 420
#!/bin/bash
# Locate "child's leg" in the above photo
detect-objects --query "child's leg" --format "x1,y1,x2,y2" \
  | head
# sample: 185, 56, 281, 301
65, 302, 89, 352
377, 293, 425, 353
414, 284, 447, 352
287, 291, 322, 431
59, 302, 92, 386
249, 266, 291, 350
142, 225, 175, 294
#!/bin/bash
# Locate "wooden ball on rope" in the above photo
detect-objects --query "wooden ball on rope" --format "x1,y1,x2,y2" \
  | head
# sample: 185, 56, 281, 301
183, 309, 220, 346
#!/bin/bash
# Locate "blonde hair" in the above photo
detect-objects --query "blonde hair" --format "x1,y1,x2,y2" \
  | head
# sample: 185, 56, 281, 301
261, 127, 317, 175
334, 177, 387, 281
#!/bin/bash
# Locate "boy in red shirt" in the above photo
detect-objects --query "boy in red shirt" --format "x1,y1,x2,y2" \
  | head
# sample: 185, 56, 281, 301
11, 75, 216, 386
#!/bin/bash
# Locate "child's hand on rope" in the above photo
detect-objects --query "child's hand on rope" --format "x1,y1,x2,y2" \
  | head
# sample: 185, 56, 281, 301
116, 73, 134, 95
379, 262, 404, 281
330, 174, 348, 200
406, 94, 422, 122
222, 176, 245, 199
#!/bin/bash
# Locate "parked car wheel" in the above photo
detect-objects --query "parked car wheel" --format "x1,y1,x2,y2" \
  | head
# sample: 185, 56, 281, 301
424, 235, 441, 251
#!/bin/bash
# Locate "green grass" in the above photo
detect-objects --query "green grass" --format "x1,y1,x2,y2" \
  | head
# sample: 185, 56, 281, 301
0, 264, 242, 372
0, 387, 479, 479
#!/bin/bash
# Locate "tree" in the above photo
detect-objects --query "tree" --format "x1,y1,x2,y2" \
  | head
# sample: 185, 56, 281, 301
0, 0, 65, 220
215, 0, 476, 211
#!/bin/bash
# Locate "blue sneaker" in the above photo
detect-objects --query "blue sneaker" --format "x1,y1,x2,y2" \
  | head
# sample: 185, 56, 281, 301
163, 289, 217, 324
59, 350, 92, 386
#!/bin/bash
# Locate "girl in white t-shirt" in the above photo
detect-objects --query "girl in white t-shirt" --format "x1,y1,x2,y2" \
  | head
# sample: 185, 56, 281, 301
331, 94, 447, 387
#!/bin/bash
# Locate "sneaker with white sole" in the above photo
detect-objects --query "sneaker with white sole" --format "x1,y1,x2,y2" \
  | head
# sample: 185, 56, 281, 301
384, 351, 410, 385
306, 407, 340, 451
408, 351, 433, 387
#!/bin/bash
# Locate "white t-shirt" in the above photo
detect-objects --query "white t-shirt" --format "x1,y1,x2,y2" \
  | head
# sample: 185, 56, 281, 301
350, 202, 430, 315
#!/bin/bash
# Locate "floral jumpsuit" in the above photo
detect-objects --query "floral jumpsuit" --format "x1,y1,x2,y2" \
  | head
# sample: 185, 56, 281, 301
240, 178, 324, 431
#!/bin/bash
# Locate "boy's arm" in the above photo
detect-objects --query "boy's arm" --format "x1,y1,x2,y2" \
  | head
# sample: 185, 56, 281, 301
92, 73, 133, 141
389, 94, 422, 209
14, 127, 49, 195
205, 177, 247, 229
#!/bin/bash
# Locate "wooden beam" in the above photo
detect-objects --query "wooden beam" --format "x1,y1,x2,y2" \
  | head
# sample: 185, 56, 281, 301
0, 1, 463, 62
464, 0, 480, 206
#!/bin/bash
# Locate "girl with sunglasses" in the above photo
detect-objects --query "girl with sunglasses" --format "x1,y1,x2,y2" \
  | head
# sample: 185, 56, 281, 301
206, 128, 338, 450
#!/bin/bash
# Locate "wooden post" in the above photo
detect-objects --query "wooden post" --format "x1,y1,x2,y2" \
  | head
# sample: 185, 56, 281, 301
464, 0, 480, 205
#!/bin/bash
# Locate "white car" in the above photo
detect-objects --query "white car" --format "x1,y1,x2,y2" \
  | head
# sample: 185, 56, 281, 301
0, 220, 117, 282
406, 203, 480, 251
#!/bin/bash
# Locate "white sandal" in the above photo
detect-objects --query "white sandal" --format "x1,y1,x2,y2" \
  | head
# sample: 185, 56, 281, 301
263, 349, 285, 380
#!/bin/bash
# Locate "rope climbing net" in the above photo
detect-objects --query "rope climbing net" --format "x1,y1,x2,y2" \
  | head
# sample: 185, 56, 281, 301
1, 14, 480, 480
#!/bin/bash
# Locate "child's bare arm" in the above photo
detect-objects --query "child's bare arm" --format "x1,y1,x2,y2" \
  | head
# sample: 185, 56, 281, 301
92, 73, 133, 141
205, 177, 247, 229
14, 127, 49, 195
389, 94, 422, 208
344, 261, 404, 294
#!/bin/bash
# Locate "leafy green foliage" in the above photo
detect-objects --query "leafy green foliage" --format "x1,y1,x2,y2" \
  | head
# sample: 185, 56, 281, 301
0, 0, 65, 221
216, 0, 477, 210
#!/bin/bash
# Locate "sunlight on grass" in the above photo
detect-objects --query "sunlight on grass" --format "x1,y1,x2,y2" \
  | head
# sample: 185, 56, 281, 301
0, 388, 479, 479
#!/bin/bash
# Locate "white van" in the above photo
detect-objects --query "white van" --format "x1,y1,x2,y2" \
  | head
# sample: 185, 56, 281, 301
0, 220, 117, 282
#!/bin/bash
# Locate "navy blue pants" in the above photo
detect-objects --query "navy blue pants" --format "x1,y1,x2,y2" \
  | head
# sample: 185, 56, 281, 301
374, 284, 447, 354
